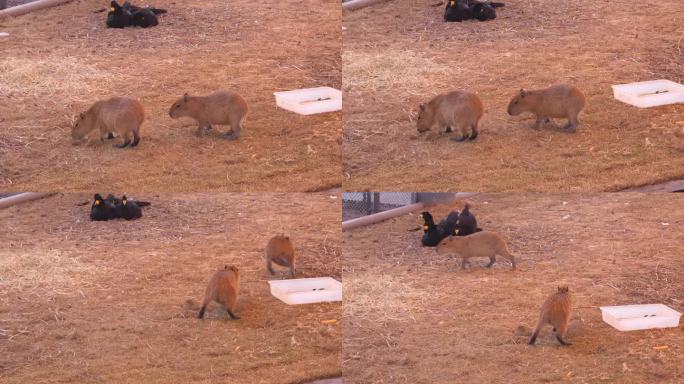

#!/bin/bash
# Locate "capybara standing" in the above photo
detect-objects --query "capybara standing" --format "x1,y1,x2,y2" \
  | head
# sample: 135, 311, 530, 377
507, 84, 586, 132
265, 235, 296, 278
72, 97, 144, 148
436, 231, 516, 270
198, 265, 240, 320
529, 286, 573, 346
417, 90, 484, 141
168, 90, 248, 140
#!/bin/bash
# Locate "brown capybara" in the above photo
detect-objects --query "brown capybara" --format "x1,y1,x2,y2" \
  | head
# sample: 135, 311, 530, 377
417, 90, 484, 141
507, 84, 586, 132
168, 90, 248, 140
198, 265, 240, 320
265, 235, 295, 278
435, 231, 516, 270
72, 97, 145, 148
529, 286, 573, 346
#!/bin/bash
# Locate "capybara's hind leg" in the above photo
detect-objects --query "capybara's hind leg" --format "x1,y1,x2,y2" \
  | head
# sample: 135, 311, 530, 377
461, 257, 468, 270
198, 296, 210, 319
131, 128, 141, 147
554, 320, 571, 345
267, 260, 276, 275
499, 248, 517, 270
486, 255, 496, 268
114, 132, 132, 148
226, 308, 240, 320
469, 122, 478, 140
289, 264, 295, 278
450, 124, 469, 142
223, 119, 241, 140
563, 114, 580, 133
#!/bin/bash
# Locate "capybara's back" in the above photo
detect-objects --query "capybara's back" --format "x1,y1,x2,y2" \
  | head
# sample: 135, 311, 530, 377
198, 265, 240, 320
266, 235, 296, 277
72, 97, 145, 148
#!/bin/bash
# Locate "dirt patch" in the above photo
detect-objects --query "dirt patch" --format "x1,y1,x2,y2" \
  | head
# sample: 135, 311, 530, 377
342, 193, 684, 383
342, 0, 684, 191
0, 0, 341, 191
0, 192, 341, 383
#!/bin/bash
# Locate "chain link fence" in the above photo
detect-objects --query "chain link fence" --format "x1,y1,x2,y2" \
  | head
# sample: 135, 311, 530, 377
342, 192, 417, 221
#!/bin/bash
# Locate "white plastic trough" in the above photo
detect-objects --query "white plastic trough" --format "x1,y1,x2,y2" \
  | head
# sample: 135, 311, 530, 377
268, 277, 342, 305
600, 304, 681, 331
273, 87, 342, 115
612, 80, 684, 108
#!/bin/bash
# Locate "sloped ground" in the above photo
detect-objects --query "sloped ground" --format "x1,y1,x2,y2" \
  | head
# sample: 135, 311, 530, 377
0, 193, 341, 383
343, 0, 684, 191
343, 193, 684, 383
0, 0, 341, 191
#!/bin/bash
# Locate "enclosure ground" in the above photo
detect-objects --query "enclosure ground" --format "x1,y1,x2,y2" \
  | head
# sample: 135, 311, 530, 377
343, 193, 684, 383
0, 193, 341, 383
342, 0, 684, 191
0, 0, 341, 192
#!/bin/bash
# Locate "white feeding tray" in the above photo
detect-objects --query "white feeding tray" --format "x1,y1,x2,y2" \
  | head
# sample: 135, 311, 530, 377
273, 87, 342, 115
600, 304, 681, 331
612, 80, 684, 108
268, 277, 342, 305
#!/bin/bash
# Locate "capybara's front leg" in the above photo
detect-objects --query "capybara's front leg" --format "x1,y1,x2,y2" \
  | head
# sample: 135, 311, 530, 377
469, 122, 479, 140
533, 115, 549, 130
114, 131, 132, 148
197, 123, 212, 137
563, 115, 580, 133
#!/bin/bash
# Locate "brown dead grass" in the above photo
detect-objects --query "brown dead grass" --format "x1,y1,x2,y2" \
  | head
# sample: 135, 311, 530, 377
0, 193, 341, 383
0, 0, 341, 192
342, 193, 684, 383
342, 0, 684, 191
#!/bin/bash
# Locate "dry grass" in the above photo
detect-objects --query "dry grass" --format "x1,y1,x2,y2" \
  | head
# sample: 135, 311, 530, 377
0, 193, 341, 383
342, 0, 684, 191
342, 193, 684, 383
0, 0, 341, 192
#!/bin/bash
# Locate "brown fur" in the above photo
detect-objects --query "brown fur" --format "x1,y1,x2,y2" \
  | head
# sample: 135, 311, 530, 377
435, 231, 516, 270
198, 265, 240, 320
265, 235, 295, 278
417, 90, 484, 141
72, 97, 145, 148
529, 286, 573, 346
507, 83, 586, 132
168, 90, 248, 140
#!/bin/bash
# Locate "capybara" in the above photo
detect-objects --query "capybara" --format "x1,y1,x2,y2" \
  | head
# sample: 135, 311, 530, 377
507, 84, 586, 132
90, 194, 116, 221
168, 90, 248, 140
72, 97, 145, 148
198, 265, 240, 320
436, 231, 516, 269
529, 286, 573, 346
114, 195, 142, 220
265, 235, 296, 278
417, 90, 484, 141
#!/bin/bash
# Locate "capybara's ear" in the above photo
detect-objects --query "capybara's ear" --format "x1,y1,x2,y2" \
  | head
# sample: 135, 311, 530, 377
419, 103, 426, 111
183, 93, 189, 102
79, 112, 85, 119
519, 89, 525, 97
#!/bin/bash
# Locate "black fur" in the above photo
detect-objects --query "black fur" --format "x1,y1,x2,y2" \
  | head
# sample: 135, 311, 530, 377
444, 0, 504, 22
90, 193, 116, 221
421, 211, 459, 246
198, 305, 206, 319
106, 1, 167, 29
115, 195, 143, 220
455, 203, 481, 236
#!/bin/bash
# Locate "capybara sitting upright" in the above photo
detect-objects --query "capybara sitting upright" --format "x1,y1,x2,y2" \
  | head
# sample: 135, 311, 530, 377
436, 231, 516, 270
507, 84, 586, 132
72, 97, 145, 148
168, 90, 248, 140
265, 235, 296, 278
198, 265, 240, 320
417, 90, 484, 141
529, 286, 573, 346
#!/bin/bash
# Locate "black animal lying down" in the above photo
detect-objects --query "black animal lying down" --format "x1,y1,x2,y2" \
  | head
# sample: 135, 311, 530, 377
454, 203, 482, 236
421, 211, 459, 246
444, 0, 505, 22
107, 1, 167, 29
90, 193, 151, 221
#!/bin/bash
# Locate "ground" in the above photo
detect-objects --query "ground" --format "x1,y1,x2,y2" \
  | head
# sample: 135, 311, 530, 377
342, 0, 684, 192
0, 0, 341, 192
0, 193, 341, 383
342, 193, 684, 383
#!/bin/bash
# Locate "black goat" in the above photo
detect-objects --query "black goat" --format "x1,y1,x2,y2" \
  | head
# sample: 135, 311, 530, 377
444, 0, 504, 22
106, 1, 167, 29
455, 203, 483, 236
421, 211, 459, 246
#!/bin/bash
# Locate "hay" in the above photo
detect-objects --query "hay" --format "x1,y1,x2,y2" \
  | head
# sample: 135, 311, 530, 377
0, 57, 116, 102
0, 248, 98, 297
343, 50, 449, 92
